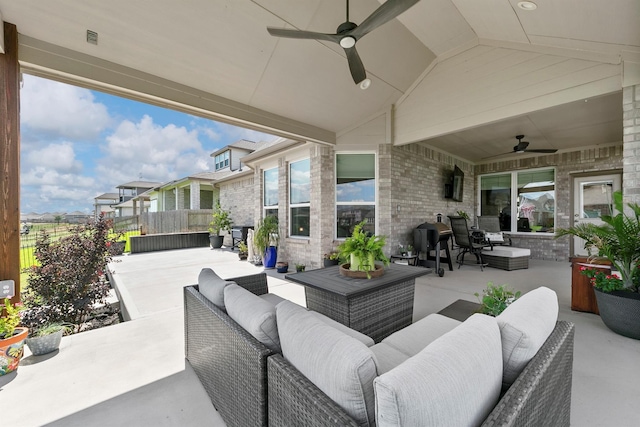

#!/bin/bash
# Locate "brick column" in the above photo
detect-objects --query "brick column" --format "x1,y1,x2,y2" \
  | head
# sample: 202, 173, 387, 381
623, 84, 640, 205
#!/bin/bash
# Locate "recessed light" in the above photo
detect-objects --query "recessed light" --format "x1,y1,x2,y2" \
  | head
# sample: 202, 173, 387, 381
517, 1, 537, 10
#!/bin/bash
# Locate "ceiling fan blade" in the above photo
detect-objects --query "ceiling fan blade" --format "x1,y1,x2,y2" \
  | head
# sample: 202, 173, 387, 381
351, 0, 421, 39
514, 141, 529, 151
525, 149, 558, 154
267, 27, 340, 44
344, 46, 367, 84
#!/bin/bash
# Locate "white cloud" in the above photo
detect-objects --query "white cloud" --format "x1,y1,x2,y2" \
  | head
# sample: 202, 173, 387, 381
96, 115, 210, 184
25, 142, 82, 173
21, 74, 111, 140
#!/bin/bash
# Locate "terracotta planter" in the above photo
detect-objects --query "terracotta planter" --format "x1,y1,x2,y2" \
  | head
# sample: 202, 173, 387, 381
0, 327, 28, 376
594, 288, 640, 340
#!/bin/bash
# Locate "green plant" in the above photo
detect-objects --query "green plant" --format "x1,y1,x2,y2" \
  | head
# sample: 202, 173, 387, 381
556, 191, 640, 293
254, 215, 279, 254
209, 201, 233, 235
0, 298, 24, 339
23, 214, 122, 332
337, 221, 389, 277
579, 264, 640, 293
295, 263, 306, 272
474, 283, 521, 316
237, 241, 248, 254
323, 252, 339, 260
456, 210, 470, 220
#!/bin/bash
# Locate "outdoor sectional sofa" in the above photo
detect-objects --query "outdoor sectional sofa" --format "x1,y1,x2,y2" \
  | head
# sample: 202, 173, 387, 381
184, 269, 575, 427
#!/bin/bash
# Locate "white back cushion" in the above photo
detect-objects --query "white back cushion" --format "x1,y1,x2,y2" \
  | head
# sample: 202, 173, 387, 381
198, 268, 233, 309
277, 300, 378, 427
374, 314, 502, 427
224, 284, 280, 352
497, 286, 558, 387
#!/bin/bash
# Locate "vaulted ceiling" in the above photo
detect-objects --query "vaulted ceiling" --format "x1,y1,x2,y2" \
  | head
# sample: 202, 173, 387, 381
1, 0, 639, 162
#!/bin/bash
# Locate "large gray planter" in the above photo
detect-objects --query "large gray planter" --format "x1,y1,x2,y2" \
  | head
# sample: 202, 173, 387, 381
594, 288, 640, 340
209, 235, 224, 249
26, 329, 63, 356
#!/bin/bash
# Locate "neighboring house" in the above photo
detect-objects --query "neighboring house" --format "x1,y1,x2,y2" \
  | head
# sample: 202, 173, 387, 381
94, 192, 119, 219
66, 211, 91, 224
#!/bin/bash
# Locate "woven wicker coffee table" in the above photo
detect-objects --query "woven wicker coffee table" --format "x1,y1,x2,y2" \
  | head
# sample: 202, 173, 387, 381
285, 264, 432, 342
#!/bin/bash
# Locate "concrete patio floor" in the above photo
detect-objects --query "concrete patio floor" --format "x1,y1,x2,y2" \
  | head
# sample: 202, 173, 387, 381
2, 246, 639, 426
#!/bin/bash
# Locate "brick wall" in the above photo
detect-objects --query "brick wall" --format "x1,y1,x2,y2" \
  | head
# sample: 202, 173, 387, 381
623, 84, 640, 205
219, 174, 255, 247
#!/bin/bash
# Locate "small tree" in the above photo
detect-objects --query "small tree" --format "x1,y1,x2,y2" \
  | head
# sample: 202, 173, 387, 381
209, 201, 232, 236
23, 214, 122, 332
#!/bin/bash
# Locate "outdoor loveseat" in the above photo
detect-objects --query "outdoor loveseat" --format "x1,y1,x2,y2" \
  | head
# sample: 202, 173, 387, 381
184, 270, 575, 427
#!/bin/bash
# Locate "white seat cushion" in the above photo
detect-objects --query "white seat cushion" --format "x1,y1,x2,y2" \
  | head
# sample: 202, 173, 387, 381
380, 314, 461, 358
482, 246, 530, 257
277, 300, 378, 427
374, 314, 503, 427
497, 286, 558, 388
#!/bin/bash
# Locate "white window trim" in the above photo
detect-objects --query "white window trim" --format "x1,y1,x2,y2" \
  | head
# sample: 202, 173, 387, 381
477, 166, 556, 235
335, 151, 378, 240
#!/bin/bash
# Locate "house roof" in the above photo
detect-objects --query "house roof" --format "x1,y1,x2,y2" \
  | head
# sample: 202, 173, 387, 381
1, 0, 637, 162
94, 192, 119, 201
116, 181, 163, 190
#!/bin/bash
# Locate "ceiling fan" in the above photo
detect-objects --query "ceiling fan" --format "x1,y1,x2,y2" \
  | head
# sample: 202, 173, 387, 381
267, 0, 420, 89
484, 135, 558, 159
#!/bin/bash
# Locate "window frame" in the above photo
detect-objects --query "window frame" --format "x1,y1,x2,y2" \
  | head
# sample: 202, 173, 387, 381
335, 152, 377, 239
214, 150, 230, 171
478, 167, 556, 234
289, 158, 310, 238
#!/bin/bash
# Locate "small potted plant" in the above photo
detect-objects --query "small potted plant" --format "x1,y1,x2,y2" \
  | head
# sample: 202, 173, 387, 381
209, 200, 233, 249
0, 298, 28, 376
237, 242, 248, 260
25, 322, 71, 356
295, 263, 306, 273
323, 252, 340, 267
337, 220, 389, 278
406, 245, 414, 257
474, 283, 521, 316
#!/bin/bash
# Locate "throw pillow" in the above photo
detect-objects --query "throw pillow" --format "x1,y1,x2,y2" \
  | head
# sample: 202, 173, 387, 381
497, 286, 558, 388
198, 268, 233, 309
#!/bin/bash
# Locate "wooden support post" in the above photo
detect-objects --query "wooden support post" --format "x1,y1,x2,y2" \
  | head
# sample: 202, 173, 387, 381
0, 22, 21, 303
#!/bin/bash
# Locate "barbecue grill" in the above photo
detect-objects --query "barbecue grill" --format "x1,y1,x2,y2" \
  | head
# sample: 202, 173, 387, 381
413, 222, 453, 277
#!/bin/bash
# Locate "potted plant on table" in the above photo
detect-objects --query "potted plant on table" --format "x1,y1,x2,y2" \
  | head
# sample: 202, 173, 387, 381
556, 191, 640, 339
0, 298, 28, 376
209, 200, 233, 249
337, 221, 389, 278
254, 215, 279, 269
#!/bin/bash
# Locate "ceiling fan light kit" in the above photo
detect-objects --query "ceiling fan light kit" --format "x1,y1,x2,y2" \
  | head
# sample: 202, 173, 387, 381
267, 0, 420, 87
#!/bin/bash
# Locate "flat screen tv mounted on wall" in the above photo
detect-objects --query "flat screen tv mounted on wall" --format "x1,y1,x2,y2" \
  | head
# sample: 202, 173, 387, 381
444, 165, 464, 202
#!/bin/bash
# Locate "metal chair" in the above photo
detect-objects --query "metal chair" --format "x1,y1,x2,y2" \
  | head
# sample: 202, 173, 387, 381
447, 215, 491, 270
476, 215, 512, 246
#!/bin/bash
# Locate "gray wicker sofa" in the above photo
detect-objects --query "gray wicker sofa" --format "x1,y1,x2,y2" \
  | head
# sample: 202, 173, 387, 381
184, 271, 274, 427
185, 271, 575, 427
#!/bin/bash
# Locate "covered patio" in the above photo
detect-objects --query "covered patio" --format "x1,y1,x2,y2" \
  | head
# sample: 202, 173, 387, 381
2, 248, 639, 426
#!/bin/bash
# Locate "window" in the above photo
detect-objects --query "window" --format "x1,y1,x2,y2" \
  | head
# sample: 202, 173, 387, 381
479, 168, 555, 233
263, 167, 278, 218
214, 151, 229, 171
336, 153, 376, 238
290, 159, 310, 237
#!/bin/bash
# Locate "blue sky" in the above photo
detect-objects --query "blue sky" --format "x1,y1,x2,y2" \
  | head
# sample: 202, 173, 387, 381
20, 74, 278, 214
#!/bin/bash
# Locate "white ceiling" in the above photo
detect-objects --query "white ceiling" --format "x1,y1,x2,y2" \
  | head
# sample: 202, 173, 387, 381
1, 0, 638, 162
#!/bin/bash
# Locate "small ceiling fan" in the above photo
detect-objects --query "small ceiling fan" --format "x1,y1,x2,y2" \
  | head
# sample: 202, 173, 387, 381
484, 135, 558, 159
267, 0, 420, 89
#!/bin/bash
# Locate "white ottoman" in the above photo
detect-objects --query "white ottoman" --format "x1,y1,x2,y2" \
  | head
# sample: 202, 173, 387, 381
481, 246, 530, 270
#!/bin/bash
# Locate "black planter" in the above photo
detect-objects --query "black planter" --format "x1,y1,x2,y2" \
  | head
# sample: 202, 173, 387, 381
323, 259, 339, 268
210, 235, 224, 249
594, 288, 640, 340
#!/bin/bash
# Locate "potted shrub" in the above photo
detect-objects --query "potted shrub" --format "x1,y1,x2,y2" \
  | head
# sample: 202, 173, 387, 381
337, 221, 389, 278
209, 201, 233, 249
25, 322, 70, 356
556, 191, 640, 339
254, 215, 279, 269
0, 298, 28, 376
295, 263, 306, 272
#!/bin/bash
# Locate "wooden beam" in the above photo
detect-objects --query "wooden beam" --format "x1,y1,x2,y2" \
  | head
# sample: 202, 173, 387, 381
0, 22, 20, 303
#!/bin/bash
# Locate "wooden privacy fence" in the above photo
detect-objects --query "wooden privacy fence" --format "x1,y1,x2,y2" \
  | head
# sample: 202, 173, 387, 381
140, 209, 213, 234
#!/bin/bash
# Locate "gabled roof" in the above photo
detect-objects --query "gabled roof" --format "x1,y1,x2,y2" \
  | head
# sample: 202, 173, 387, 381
116, 181, 163, 190
95, 192, 119, 200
